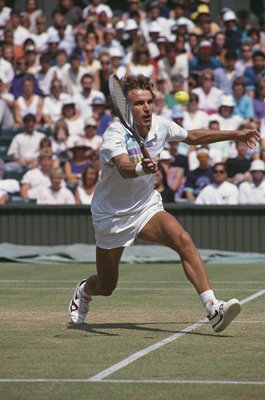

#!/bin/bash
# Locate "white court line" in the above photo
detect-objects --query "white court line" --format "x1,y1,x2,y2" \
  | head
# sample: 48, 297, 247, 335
0, 287, 264, 292
0, 290, 264, 384
0, 280, 265, 284
88, 289, 265, 382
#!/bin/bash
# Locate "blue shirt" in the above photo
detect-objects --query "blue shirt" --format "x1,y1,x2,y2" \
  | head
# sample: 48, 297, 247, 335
233, 94, 254, 119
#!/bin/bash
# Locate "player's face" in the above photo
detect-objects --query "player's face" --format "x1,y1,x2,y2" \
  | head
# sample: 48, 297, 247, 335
128, 89, 154, 135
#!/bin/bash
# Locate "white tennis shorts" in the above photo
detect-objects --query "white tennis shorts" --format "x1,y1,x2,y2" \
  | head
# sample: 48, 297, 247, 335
93, 191, 164, 249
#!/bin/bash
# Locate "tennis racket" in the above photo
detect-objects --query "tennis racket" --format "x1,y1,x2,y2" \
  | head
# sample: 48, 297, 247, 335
108, 74, 151, 159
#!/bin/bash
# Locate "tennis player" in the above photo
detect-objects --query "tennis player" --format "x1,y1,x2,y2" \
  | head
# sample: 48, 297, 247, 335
69, 74, 260, 332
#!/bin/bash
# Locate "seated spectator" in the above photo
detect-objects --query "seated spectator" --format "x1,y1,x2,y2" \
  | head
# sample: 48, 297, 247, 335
72, 73, 105, 120
23, 39, 39, 74
94, 51, 113, 99
222, 10, 242, 52
0, 177, 20, 204
6, 113, 45, 171
14, 76, 43, 127
183, 92, 209, 130
35, 53, 55, 96
64, 138, 92, 185
38, 136, 60, 168
154, 164, 175, 203
9, 57, 41, 99
0, 1, 11, 40
192, 68, 223, 115
0, 97, 14, 129
209, 95, 243, 131
195, 162, 238, 204
50, 119, 69, 159
184, 147, 213, 201
158, 149, 185, 196
81, 117, 102, 151
211, 32, 226, 63
75, 165, 99, 205
168, 141, 189, 177
20, 148, 54, 200
42, 78, 69, 127
214, 50, 241, 95
239, 159, 265, 204
232, 77, 254, 120
191, 4, 220, 38
153, 91, 171, 119
207, 119, 231, 163
49, 49, 70, 81
30, 14, 48, 53
36, 167, 76, 204
0, 78, 14, 109
253, 77, 265, 120
0, 42, 14, 88
225, 141, 252, 185
244, 51, 265, 99
189, 40, 222, 80
91, 97, 113, 136
24, 0, 43, 34
234, 42, 253, 75
82, 44, 101, 79
61, 97, 85, 137
110, 47, 126, 79
61, 54, 87, 95
125, 40, 156, 86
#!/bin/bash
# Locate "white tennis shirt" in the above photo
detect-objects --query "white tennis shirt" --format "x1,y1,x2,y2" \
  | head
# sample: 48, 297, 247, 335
91, 115, 188, 217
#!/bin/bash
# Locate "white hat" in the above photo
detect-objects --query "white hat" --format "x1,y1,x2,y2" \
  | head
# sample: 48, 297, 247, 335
125, 18, 138, 31
84, 116, 97, 127
62, 96, 75, 106
148, 21, 162, 33
197, 147, 209, 156
95, 4, 113, 18
223, 10, 237, 22
250, 160, 265, 172
220, 94, 235, 107
48, 33, 60, 44
159, 149, 172, 161
199, 39, 212, 48
109, 47, 124, 58
115, 20, 125, 30
172, 105, 184, 119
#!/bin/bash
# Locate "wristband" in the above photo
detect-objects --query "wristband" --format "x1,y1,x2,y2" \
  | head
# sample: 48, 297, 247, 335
135, 162, 146, 176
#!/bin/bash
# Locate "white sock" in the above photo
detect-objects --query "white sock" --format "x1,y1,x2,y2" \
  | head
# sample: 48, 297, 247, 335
79, 282, 91, 300
199, 289, 216, 307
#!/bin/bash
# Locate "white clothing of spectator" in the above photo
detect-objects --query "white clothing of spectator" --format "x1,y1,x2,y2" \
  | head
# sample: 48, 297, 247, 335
192, 85, 223, 115
42, 79, 69, 126
239, 160, 265, 204
0, 53, 14, 85
61, 55, 87, 95
195, 163, 238, 205
36, 167, 75, 205
68, 116, 102, 151
0, 98, 14, 129
0, 179, 20, 202
61, 97, 85, 137
0, 3, 11, 40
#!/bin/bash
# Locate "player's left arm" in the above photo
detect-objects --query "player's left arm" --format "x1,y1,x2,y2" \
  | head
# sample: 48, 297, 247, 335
183, 129, 261, 149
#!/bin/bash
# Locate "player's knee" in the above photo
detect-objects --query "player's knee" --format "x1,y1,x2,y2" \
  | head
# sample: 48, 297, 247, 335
100, 283, 116, 296
176, 230, 193, 251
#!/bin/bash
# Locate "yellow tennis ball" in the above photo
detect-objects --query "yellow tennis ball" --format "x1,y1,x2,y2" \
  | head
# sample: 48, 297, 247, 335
174, 91, 189, 105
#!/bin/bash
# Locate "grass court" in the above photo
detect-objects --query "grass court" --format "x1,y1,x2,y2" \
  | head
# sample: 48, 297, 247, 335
0, 261, 264, 400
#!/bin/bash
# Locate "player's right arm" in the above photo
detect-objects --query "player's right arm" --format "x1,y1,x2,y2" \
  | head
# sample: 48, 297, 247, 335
112, 153, 157, 179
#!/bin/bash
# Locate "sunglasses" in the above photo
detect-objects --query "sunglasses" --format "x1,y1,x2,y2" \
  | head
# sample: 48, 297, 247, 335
213, 169, 225, 174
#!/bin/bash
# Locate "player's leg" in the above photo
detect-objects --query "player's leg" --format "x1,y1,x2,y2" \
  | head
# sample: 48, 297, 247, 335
138, 211, 241, 332
68, 246, 124, 324
138, 210, 210, 294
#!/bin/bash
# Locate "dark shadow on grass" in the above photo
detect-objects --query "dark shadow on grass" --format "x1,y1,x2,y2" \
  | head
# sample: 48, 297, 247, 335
66, 321, 231, 338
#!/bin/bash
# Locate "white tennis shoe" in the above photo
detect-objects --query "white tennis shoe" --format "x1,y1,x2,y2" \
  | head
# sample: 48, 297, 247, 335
68, 279, 92, 324
206, 298, 241, 332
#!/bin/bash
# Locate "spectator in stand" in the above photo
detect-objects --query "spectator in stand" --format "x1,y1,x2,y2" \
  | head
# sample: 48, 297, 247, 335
158, 42, 188, 93
50, 119, 69, 160
158, 149, 184, 196
91, 97, 113, 136
153, 90, 171, 119
46, 33, 60, 66
183, 92, 209, 130
248, 27, 265, 53
0, 97, 14, 129
82, 0, 113, 23
10, 57, 41, 98
122, 0, 146, 23
140, 1, 170, 41
60, 96, 85, 138
192, 68, 223, 115
24, 0, 43, 34
75, 164, 99, 205
49, 49, 70, 82
35, 53, 55, 97
6, 113, 45, 171
195, 162, 238, 204
81, 117, 102, 151
62, 54, 87, 96
30, 15, 48, 54
191, 4, 220, 39
254, 77, 265, 120
94, 51, 113, 99
239, 159, 265, 204
23, 39, 39, 75
110, 47, 126, 79
64, 138, 92, 186
14, 76, 43, 127
0, 77, 14, 109
20, 148, 54, 200
184, 147, 213, 201
56, 0, 82, 27
42, 78, 69, 127
154, 164, 175, 203
82, 44, 101, 79
9, 10, 30, 49
36, 166, 75, 205
222, 10, 242, 52
72, 73, 105, 120
214, 51, 241, 95
0, 174, 20, 204
234, 41, 253, 76
189, 40, 222, 81
225, 141, 252, 185
212, 32, 227, 64
244, 51, 265, 99
0, 1, 11, 38
94, 27, 123, 60
168, 141, 189, 177
122, 19, 140, 54
232, 76, 254, 121
0, 42, 14, 88
210, 94, 244, 130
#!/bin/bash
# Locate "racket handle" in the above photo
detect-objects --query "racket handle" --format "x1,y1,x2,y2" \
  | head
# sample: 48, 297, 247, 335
140, 144, 151, 159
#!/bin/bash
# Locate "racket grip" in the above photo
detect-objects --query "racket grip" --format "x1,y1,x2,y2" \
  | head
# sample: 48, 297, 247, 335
140, 144, 151, 159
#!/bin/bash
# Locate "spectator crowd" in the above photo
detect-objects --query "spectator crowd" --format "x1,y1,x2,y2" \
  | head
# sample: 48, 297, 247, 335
0, 0, 265, 205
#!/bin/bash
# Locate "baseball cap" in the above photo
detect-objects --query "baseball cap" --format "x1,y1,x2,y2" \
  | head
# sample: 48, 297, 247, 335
223, 10, 237, 22
199, 40, 212, 48
250, 160, 265, 172
220, 95, 235, 107
91, 97, 106, 106
84, 117, 97, 127
172, 105, 184, 119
